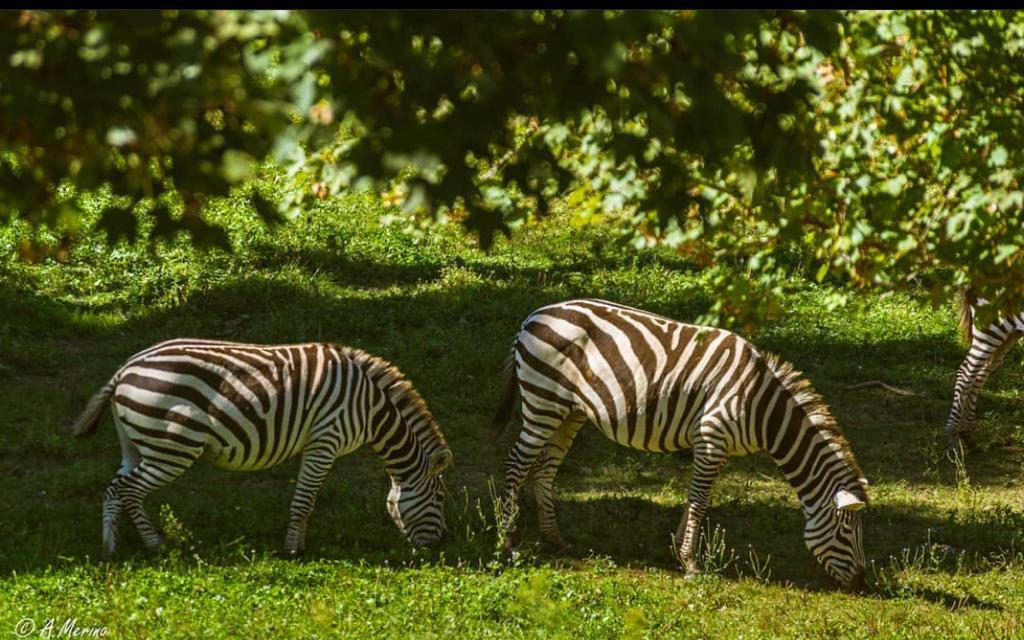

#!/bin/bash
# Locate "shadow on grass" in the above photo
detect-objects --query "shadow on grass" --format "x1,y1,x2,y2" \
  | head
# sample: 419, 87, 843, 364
1, 258, 1021, 604
507, 494, 1017, 609
873, 588, 1005, 612
2, 485, 1015, 612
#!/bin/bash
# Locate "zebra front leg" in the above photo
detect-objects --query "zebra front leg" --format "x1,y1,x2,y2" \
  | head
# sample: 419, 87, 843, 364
532, 415, 585, 552
945, 331, 1019, 449
672, 439, 726, 577
500, 417, 560, 551
282, 445, 338, 556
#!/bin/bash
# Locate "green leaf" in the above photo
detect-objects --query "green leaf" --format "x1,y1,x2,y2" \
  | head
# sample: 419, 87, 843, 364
990, 145, 1008, 167
815, 262, 830, 283
994, 244, 1018, 264
222, 151, 256, 184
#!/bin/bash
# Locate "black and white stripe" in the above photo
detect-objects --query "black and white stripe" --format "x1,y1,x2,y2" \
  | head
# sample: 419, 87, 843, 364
492, 299, 869, 589
946, 288, 1024, 448
72, 339, 452, 556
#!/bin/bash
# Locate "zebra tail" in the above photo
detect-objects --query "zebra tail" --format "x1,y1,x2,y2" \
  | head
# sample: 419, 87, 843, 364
488, 353, 519, 440
957, 285, 978, 345
71, 377, 116, 437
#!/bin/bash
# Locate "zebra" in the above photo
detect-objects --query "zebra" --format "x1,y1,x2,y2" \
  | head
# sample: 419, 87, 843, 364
492, 299, 869, 589
945, 287, 1024, 449
71, 338, 453, 556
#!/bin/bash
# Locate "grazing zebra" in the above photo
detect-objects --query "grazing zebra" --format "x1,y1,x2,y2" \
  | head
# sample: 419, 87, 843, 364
72, 339, 453, 556
492, 299, 869, 589
946, 287, 1024, 449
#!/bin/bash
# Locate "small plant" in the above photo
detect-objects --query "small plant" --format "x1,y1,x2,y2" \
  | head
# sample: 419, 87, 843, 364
948, 444, 983, 515
450, 483, 479, 547
488, 476, 518, 560
159, 504, 196, 551
869, 530, 965, 596
745, 544, 773, 584
621, 606, 650, 640
511, 571, 573, 639
923, 432, 944, 483
949, 443, 970, 488
695, 521, 738, 577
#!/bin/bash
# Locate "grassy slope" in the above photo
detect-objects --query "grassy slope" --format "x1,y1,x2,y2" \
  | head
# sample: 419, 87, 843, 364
1, 193, 1022, 639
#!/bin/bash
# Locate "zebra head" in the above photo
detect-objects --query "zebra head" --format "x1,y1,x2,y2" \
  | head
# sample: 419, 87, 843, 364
386, 447, 453, 548
804, 484, 867, 590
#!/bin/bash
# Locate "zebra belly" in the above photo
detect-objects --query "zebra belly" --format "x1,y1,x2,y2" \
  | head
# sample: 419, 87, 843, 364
591, 413, 757, 457
201, 433, 306, 471
589, 407, 699, 453
202, 450, 295, 471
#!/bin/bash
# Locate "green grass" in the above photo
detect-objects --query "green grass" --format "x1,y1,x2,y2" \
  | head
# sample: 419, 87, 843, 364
1, 193, 1023, 638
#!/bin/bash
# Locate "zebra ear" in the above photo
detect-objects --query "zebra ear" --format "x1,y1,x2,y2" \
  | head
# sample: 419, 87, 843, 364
429, 448, 453, 475
835, 489, 866, 512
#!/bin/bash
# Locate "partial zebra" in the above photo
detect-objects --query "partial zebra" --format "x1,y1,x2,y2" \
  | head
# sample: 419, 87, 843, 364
492, 299, 868, 589
946, 287, 1024, 449
72, 339, 453, 556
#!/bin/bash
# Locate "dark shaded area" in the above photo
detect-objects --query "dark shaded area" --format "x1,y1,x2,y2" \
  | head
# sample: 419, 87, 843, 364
1, 246, 1021, 605
240, 231, 702, 291
885, 588, 1004, 612
485, 492, 1014, 614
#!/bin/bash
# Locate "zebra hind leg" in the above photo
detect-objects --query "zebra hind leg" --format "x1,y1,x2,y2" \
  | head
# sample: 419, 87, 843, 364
117, 457, 198, 552
102, 418, 142, 557
102, 478, 124, 557
531, 414, 585, 552
500, 416, 562, 552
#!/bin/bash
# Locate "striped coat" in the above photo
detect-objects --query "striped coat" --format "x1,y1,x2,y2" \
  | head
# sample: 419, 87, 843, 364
72, 339, 452, 556
946, 287, 1024, 448
493, 299, 868, 589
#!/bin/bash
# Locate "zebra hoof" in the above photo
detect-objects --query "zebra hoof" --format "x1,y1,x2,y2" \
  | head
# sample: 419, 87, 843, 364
958, 432, 978, 451
142, 537, 165, 554
683, 567, 702, 580
946, 433, 977, 458
542, 536, 572, 555
277, 548, 304, 560
101, 532, 118, 558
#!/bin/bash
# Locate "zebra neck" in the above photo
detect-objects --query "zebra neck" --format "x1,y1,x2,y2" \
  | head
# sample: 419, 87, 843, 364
764, 410, 853, 515
368, 411, 428, 483
380, 451, 426, 483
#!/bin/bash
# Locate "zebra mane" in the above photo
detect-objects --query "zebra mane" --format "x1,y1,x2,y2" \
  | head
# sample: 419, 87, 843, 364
763, 352, 865, 484
342, 347, 449, 453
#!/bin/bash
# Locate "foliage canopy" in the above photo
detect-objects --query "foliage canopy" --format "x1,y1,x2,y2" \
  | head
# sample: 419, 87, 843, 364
3, 10, 1023, 324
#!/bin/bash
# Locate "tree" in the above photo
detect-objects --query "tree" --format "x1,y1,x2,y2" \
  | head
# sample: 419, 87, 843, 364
814, 11, 1024, 324
0, 10, 323, 253
4, 10, 1023, 325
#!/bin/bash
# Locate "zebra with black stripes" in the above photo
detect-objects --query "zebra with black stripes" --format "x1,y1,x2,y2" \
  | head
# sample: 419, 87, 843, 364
492, 299, 869, 589
72, 339, 453, 556
946, 287, 1024, 449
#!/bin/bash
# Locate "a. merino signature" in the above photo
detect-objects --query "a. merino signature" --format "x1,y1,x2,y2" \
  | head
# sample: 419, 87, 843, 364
15, 617, 108, 638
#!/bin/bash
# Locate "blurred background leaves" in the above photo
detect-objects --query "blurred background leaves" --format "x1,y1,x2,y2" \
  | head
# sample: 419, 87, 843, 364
3, 10, 1023, 326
